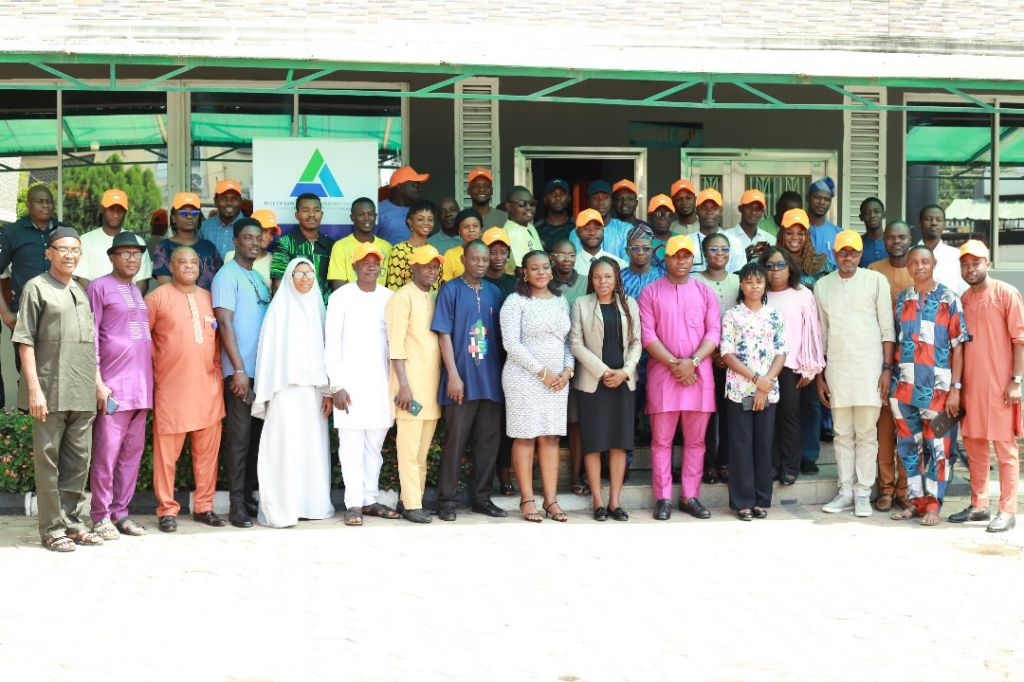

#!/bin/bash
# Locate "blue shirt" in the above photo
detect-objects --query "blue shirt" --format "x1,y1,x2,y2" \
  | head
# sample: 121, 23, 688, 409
211, 259, 269, 377
199, 213, 244, 259
569, 217, 631, 261
376, 199, 411, 245
431, 277, 504, 405
809, 220, 843, 265
859, 235, 886, 269
621, 266, 664, 300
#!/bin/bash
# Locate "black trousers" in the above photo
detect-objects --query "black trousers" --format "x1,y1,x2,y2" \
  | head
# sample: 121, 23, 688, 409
439, 399, 502, 506
703, 365, 729, 471
223, 378, 262, 504
772, 368, 802, 478
726, 400, 776, 511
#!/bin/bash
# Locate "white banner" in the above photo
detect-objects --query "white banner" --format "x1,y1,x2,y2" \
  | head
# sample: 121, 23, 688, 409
252, 137, 378, 236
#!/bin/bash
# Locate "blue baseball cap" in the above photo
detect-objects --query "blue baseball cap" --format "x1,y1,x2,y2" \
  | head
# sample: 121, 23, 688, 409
587, 180, 612, 197
544, 178, 570, 195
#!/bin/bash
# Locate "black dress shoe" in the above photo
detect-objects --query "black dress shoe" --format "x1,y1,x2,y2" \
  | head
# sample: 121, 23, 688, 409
402, 508, 433, 524
471, 500, 508, 517
653, 499, 671, 521
780, 474, 797, 486
229, 503, 253, 528
244, 500, 259, 518
608, 507, 629, 522
679, 497, 711, 519
593, 506, 608, 521
820, 427, 835, 442
752, 507, 768, 519
192, 511, 227, 527
948, 505, 991, 523
158, 515, 177, 533
800, 460, 819, 474
438, 505, 457, 522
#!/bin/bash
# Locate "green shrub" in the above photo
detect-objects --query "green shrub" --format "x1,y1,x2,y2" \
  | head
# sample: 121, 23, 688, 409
0, 409, 34, 494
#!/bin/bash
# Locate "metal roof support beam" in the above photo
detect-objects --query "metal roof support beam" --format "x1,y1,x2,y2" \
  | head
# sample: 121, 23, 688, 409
527, 77, 585, 99
413, 75, 472, 94
735, 81, 783, 105
945, 86, 996, 112
28, 62, 91, 90
825, 83, 879, 109
704, 81, 715, 107
109, 63, 116, 88
643, 81, 699, 103
130, 65, 194, 91
278, 68, 336, 91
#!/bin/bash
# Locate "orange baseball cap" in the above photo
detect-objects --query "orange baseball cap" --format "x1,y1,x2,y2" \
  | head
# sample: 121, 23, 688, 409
670, 179, 696, 197
172, 192, 202, 210
575, 208, 605, 228
466, 167, 493, 184
959, 239, 990, 260
100, 188, 128, 210
352, 242, 385, 265
739, 189, 766, 208
214, 179, 242, 196
696, 188, 723, 207
647, 194, 674, 214
251, 209, 281, 234
834, 230, 864, 252
482, 226, 511, 247
409, 244, 444, 266
781, 208, 810, 229
665, 234, 696, 257
612, 179, 638, 195
389, 165, 430, 187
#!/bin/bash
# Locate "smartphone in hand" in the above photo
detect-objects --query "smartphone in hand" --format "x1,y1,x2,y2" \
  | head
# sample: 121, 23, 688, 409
106, 395, 119, 414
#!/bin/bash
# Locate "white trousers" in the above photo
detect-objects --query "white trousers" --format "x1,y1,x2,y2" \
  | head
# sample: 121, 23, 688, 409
337, 428, 389, 510
832, 405, 880, 496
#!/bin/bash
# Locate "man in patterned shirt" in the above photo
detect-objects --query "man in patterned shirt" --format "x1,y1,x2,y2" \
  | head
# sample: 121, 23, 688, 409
270, 193, 334, 305
890, 245, 968, 527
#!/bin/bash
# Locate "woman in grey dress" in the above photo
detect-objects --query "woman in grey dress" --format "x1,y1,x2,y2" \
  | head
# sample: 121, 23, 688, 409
501, 250, 574, 522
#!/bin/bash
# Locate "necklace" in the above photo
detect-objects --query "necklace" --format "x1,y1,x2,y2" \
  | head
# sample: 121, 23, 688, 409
462, 277, 486, 365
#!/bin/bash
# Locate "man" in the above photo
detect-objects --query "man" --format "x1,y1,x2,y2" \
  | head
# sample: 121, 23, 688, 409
918, 204, 967, 295
890, 245, 967, 526
669, 179, 698, 233
482, 227, 517, 299
951, 240, 1020, 532
534, 178, 575, 251
147, 246, 227, 532
14, 227, 100, 551
688, 189, 744, 274
75, 188, 152, 293
387, 245, 444, 524
212, 218, 271, 528
501, 186, 543, 275
815, 230, 896, 518
327, 197, 391, 289
549, 239, 589, 305
87, 231, 153, 540
431, 240, 507, 521
199, 179, 244, 259
570, 180, 629, 260
428, 197, 462, 254
326, 243, 399, 525
377, 165, 430, 245
466, 167, 504, 229
270, 193, 334, 305
725, 189, 774, 263
647, 194, 678, 269
638, 234, 720, 521
147, 208, 169, 260
611, 179, 649, 228
807, 177, 842, 264
868, 221, 914, 512
573, 209, 627, 277
858, 197, 887, 268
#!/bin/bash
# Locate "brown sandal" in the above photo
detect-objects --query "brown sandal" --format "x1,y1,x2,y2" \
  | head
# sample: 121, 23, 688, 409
44, 535, 76, 552
544, 501, 568, 522
66, 529, 104, 546
361, 502, 400, 519
344, 508, 363, 526
519, 498, 543, 523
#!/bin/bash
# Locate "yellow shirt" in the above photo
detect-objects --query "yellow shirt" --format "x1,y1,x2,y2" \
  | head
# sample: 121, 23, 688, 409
441, 245, 465, 282
503, 220, 542, 274
326, 235, 391, 285
385, 282, 441, 420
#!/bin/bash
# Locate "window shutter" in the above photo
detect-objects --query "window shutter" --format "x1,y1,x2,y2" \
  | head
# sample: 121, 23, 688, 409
454, 77, 500, 206
842, 87, 887, 229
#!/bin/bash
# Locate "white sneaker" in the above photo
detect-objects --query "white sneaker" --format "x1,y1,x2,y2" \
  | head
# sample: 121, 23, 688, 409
854, 496, 872, 517
822, 493, 854, 514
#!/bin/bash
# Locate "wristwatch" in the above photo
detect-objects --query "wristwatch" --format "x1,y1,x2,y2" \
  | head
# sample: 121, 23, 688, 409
1012, 375, 1022, 384
690, 355, 701, 367
953, 382, 962, 390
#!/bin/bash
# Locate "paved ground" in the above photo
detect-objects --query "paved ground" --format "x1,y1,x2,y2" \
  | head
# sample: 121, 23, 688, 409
1, 493, 1022, 682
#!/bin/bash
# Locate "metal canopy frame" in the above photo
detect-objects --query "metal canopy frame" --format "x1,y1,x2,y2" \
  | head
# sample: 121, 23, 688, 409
3, 52, 1024, 113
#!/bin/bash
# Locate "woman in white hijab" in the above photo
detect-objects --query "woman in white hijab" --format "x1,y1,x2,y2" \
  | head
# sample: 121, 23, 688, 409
252, 258, 336, 527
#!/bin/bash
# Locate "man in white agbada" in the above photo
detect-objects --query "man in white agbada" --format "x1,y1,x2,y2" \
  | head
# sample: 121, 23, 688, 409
251, 258, 335, 528
326, 242, 400, 526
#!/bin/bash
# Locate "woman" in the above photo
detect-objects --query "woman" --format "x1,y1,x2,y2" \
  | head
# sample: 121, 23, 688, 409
501, 250, 574, 523
759, 247, 825, 485
251, 258, 336, 528
777, 208, 835, 291
152, 194, 223, 290
621, 225, 663, 299
570, 258, 641, 521
719, 261, 787, 521
386, 199, 438, 291
695, 232, 740, 484
440, 208, 483, 282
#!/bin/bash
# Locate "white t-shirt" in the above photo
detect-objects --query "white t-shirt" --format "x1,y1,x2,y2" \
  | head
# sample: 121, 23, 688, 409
921, 239, 968, 296
75, 228, 153, 282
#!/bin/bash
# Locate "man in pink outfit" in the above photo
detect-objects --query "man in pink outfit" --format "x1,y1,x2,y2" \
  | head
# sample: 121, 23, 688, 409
638, 234, 721, 520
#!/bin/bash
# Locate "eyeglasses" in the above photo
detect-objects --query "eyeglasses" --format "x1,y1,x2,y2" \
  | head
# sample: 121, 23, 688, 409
509, 199, 537, 209
550, 252, 576, 260
177, 209, 202, 217
292, 270, 316, 280
51, 246, 82, 256
628, 246, 652, 254
112, 251, 143, 261
763, 261, 788, 271
707, 246, 730, 254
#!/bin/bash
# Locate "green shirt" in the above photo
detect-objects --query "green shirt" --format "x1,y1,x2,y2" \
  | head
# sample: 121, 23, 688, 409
270, 231, 335, 306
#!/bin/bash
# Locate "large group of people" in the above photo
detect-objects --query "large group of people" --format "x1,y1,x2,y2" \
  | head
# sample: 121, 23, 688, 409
0, 168, 1020, 553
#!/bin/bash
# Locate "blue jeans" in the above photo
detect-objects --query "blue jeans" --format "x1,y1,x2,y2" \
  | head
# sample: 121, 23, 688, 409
799, 384, 821, 462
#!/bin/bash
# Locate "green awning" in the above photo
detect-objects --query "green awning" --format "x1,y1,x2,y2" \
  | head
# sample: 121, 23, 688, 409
907, 125, 1024, 164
